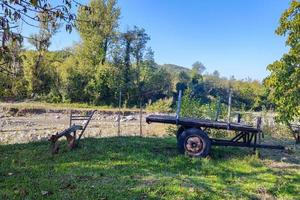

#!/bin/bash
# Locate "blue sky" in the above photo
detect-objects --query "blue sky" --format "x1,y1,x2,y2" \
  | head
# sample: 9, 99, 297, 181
24, 0, 291, 81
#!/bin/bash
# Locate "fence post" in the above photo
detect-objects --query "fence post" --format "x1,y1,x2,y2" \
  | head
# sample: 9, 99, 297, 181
237, 113, 241, 123
227, 89, 232, 124
176, 90, 182, 121
69, 110, 72, 128
118, 90, 121, 136
256, 116, 262, 144
139, 99, 143, 137
214, 96, 221, 121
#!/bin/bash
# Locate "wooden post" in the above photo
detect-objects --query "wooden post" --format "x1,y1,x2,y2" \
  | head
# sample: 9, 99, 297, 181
235, 113, 241, 136
256, 116, 262, 144
237, 113, 241, 123
139, 99, 143, 137
118, 90, 121, 136
214, 96, 221, 121
176, 90, 182, 120
227, 89, 232, 124
69, 110, 72, 128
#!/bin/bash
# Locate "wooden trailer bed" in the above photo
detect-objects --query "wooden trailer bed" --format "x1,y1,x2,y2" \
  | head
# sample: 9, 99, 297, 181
146, 115, 260, 133
146, 114, 285, 157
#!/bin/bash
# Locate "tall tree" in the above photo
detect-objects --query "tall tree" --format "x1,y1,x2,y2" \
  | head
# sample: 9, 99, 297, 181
192, 61, 206, 75
76, 0, 120, 66
191, 61, 205, 84
121, 30, 135, 101
131, 26, 150, 105
25, 12, 59, 95
264, 0, 300, 142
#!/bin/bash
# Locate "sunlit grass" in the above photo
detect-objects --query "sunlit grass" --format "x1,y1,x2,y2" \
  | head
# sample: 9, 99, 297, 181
1, 136, 299, 199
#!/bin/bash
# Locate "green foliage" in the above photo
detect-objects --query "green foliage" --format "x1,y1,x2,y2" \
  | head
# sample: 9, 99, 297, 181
0, 0, 272, 116
0, 72, 28, 100
180, 89, 227, 120
264, 1, 300, 128
180, 89, 205, 118
76, 0, 120, 65
64, 67, 91, 103
146, 98, 173, 113
23, 51, 58, 96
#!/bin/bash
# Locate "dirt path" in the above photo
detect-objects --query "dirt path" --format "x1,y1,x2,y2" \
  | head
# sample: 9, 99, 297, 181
0, 105, 170, 144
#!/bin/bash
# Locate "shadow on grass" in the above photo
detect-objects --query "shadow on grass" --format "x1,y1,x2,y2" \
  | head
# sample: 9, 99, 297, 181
257, 134, 300, 165
0, 136, 299, 200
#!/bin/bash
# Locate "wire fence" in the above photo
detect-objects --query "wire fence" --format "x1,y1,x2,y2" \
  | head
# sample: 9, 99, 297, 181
0, 88, 296, 145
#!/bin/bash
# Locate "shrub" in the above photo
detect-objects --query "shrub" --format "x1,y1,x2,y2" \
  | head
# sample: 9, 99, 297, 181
146, 98, 173, 113
179, 89, 227, 120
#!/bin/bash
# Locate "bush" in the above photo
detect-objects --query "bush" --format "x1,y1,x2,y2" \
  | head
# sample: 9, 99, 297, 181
179, 89, 228, 120
146, 98, 173, 113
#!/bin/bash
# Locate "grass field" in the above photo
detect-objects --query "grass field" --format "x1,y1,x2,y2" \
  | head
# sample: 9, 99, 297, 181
1, 136, 299, 200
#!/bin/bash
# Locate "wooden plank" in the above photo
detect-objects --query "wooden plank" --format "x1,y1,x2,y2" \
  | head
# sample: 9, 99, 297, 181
56, 125, 83, 137
146, 115, 260, 133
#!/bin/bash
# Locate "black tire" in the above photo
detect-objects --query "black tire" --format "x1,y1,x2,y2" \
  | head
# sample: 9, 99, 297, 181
177, 128, 211, 157
176, 126, 185, 141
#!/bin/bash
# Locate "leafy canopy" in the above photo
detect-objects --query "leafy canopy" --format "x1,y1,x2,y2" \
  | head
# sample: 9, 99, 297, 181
264, 1, 300, 124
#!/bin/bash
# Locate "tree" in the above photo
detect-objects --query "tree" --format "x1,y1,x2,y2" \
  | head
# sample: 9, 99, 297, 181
212, 70, 220, 78
192, 61, 206, 75
131, 26, 150, 105
24, 12, 60, 95
264, 1, 300, 143
191, 61, 205, 84
0, 0, 81, 65
76, 0, 120, 66
0, 38, 28, 99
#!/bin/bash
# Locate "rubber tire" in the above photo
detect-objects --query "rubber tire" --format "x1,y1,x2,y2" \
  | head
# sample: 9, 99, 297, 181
177, 128, 211, 157
176, 126, 185, 141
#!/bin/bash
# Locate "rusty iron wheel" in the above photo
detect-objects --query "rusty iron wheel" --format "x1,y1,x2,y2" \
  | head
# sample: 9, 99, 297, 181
178, 128, 211, 157
184, 135, 206, 156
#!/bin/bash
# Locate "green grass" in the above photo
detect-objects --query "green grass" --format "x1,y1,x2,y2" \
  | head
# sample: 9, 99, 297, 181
1, 137, 299, 200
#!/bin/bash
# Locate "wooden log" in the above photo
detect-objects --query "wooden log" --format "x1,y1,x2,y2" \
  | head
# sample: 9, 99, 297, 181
146, 115, 259, 133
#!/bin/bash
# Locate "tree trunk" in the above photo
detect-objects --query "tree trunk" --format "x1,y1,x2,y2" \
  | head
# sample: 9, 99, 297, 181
287, 123, 300, 144
101, 38, 108, 65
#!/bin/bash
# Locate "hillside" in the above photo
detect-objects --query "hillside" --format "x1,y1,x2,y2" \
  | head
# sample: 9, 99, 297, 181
158, 64, 191, 75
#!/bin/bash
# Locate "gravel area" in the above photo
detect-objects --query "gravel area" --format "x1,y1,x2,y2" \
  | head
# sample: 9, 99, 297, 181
0, 107, 170, 144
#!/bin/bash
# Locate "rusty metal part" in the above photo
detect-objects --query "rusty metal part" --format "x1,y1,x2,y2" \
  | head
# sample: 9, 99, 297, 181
185, 135, 205, 156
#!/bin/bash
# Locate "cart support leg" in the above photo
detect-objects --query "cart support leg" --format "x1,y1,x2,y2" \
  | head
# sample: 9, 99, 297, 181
253, 133, 257, 152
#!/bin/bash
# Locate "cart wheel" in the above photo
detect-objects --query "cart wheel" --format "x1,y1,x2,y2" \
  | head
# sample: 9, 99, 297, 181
178, 128, 211, 157
176, 126, 185, 140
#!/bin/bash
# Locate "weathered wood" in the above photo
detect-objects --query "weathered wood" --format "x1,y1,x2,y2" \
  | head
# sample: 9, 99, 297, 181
227, 89, 232, 124
54, 125, 83, 138
176, 90, 182, 120
118, 90, 121, 136
146, 115, 260, 133
49, 110, 96, 154
77, 110, 96, 143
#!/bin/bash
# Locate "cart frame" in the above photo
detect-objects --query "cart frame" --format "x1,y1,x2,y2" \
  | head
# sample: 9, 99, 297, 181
146, 91, 284, 157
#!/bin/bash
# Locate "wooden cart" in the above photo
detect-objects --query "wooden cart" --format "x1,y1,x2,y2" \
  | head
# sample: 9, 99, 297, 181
146, 91, 284, 157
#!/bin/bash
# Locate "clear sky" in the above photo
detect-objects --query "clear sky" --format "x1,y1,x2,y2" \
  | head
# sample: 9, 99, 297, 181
25, 0, 292, 81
